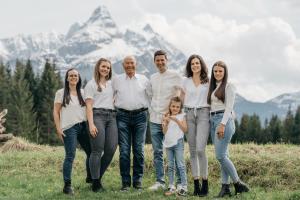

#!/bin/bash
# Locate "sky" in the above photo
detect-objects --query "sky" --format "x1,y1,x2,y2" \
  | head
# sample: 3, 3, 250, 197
0, 0, 299, 102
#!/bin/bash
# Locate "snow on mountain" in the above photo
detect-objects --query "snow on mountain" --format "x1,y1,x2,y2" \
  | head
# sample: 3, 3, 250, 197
0, 5, 187, 79
268, 91, 300, 111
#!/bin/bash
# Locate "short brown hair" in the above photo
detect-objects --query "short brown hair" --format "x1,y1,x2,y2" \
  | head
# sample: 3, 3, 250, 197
154, 50, 167, 61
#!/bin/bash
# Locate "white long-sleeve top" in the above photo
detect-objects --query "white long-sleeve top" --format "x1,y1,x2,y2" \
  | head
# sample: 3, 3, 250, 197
210, 82, 236, 125
149, 69, 182, 124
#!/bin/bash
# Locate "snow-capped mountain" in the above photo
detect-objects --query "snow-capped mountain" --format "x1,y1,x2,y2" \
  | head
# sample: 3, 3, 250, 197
0, 5, 298, 121
0, 5, 186, 79
234, 91, 300, 122
268, 91, 300, 111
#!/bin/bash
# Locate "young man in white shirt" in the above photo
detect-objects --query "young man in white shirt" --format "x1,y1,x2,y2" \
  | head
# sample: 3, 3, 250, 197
148, 50, 183, 190
113, 56, 151, 191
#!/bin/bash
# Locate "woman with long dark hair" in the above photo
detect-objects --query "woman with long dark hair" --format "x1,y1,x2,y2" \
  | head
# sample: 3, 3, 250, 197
181, 54, 210, 196
84, 58, 118, 192
53, 68, 91, 195
207, 61, 249, 197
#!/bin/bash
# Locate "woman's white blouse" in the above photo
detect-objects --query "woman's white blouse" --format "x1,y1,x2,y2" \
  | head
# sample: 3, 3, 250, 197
210, 82, 236, 125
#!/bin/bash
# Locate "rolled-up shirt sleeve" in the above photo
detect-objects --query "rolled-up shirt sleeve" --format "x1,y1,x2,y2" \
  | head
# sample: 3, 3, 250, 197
221, 83, 236, 125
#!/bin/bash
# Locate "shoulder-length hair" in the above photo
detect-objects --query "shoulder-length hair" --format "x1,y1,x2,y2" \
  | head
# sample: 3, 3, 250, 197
94, 58, 112, 92
62, 68, 85, 107
167, 96, 183, 115
207, 61, 228, 104
185, 54, 209, 84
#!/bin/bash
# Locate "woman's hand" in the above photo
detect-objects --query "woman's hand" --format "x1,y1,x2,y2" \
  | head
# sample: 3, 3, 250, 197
56, 129, 65, 143
217, 124, 225, 139
89, 123, 98, 138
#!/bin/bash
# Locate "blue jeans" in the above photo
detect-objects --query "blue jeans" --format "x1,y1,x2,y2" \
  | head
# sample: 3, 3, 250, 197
166, 138, 187, 187
210, 113, 239, 184
117, 109, 148, 185
63, 121, 91, 182
150, 122, 181, 184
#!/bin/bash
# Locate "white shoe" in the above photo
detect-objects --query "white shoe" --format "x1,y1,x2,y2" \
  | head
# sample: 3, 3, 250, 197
148, 182, 166, 191
176, 184, 182, 192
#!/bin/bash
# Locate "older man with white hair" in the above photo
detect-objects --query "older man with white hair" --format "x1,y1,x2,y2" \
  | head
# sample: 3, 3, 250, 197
112, 56, 151, 191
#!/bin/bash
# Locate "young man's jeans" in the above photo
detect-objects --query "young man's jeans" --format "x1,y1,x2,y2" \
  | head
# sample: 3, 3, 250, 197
117, 109, 147, 185
150, 122, 181, 184
210, 113, 239, 184
63, 121, 91, 182
166, 138, 187, 188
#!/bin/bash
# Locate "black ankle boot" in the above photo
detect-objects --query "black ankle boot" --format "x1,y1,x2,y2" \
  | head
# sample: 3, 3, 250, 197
216, 184, 231, 198
92, 179, 102, 192
193, 179, 201, 196
199, 179, 208, 197
63, 180, 74, 195
234, 181, 249, 194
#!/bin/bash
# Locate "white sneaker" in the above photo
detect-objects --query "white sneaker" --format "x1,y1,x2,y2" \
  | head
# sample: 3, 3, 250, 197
148, 182, 166, 191
176, 184, 182, 192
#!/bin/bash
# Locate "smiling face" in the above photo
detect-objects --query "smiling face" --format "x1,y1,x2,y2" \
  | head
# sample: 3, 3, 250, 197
123, 56, 136, 77
213, 65, 225, 82
169, 101, 181, 115
98, 61, 111, 79
154, 54, 167, 73
67, 69, 79, 86
191, 57, 201, 74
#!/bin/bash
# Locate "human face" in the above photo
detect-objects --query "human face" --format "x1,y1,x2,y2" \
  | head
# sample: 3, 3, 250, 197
154, 55, 167, 73
191, 57, 201, 74
67, 69, 79, 86
170, 101, 181, 115
213, 66, 225, 82
123, 56, 136, 77
99, 61, 111, 79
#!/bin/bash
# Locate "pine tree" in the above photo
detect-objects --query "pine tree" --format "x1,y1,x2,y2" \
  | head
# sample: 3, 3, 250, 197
292, 106, 300, 144
24, 59, 38, 111
269, 115, 282, 143
37, 59, 62, 144
0, 61, 9, 109
283, 105, 294, 143
9, 60, 36, 141
239, 114, 250, 142
248, 114, 262, 143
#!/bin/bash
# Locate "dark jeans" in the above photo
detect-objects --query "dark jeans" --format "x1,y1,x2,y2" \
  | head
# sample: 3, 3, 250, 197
116, 109, 148, 185
89, 108, 118, 180
63, 121, 91, 182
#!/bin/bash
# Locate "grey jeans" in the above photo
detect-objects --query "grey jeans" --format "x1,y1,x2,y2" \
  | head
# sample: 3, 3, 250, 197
89, 108, 118, 180
185, 107, 210, 178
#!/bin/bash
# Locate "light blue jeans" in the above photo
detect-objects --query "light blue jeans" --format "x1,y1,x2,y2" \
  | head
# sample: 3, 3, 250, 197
150, 122, 181, 184
210, 113, 240, 184
166, 138, 187, 187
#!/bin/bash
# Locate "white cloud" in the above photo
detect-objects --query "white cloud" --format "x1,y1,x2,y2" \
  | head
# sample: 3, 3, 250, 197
130, 13, 300, 102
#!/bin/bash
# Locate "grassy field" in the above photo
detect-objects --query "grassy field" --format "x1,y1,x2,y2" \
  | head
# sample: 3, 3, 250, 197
0, 138, 300, 200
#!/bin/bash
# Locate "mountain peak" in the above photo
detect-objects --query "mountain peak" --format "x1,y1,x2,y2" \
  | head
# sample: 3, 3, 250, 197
87, 5, 116, 27
143, 24, 155, 33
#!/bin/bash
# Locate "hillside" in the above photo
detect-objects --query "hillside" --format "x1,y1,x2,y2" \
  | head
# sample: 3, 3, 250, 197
0, 137, 300, 199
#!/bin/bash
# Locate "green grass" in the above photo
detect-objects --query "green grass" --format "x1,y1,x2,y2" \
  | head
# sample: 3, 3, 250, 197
0, 138, 300, 199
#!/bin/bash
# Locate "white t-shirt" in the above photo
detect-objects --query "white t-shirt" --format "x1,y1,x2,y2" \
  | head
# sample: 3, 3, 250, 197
84, 79, 114, 109
163, 113, 186, 148
54, 88, 86, 131
182, 77, 210, 108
